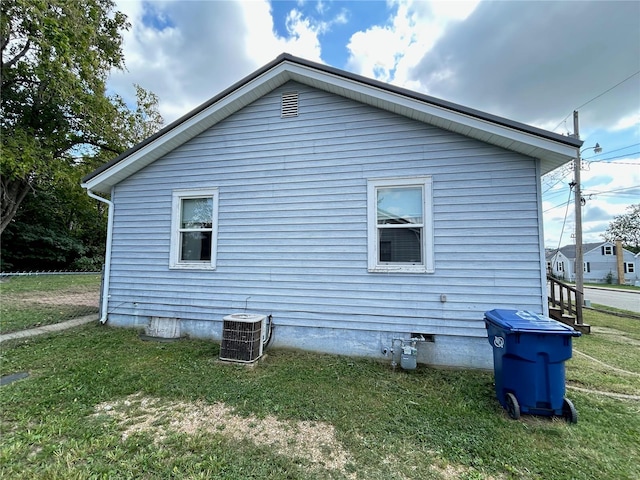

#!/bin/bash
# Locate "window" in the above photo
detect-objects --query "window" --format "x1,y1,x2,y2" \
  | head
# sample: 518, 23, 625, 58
557, 262, 564, 272
584, 262, 591, 273
603, 245, 614, 255
625, 263, 635, 274
367, 177, 434, 273
170, 188, 219, 269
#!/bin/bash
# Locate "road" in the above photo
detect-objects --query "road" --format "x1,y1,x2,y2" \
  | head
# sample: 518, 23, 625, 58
584, 287, 640, 313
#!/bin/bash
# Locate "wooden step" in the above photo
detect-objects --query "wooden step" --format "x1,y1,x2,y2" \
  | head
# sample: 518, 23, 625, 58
548, 306, 590, 334
555, 314, 591, 334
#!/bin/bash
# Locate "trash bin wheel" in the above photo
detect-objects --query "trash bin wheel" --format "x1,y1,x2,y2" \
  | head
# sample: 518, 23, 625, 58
562, 398, 577, 424
505, 392, 520, 420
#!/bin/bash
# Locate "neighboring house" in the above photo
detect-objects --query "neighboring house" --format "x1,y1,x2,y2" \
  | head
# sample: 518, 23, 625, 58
546, 249, 570, 280
81, 54, 582, 369
548, 242, 638, 284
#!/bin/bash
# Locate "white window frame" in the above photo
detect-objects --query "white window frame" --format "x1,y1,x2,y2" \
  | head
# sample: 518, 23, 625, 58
367, 176, 434, 273
170, 188, 219, 270
625, 262, 635, 274
603, 245, 614, 255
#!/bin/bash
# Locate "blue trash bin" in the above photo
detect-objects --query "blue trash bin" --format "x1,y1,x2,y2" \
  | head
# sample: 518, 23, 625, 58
484, 309, 581, 423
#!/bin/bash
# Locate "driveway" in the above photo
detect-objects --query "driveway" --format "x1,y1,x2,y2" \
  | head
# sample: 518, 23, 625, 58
584, 287, 640, 313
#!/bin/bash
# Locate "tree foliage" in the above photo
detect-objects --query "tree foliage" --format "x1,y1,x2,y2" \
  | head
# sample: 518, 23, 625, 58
1, 85, 164, 271
0, 166, 106, 271
1, 0, 164, 270
0, 0, 162, 235
603, 203, 640, 253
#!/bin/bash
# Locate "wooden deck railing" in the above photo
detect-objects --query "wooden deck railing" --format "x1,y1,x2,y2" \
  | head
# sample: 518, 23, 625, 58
547, 274, 584, 326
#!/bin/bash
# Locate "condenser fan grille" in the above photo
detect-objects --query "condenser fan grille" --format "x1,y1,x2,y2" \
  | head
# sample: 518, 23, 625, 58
219, 315, 264, 363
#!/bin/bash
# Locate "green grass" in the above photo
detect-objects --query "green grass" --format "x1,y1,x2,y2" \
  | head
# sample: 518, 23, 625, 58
0, 273, 100, 333
584, 283, 639, 291
589, 303, 640, 318
1, 308, 638, 479
0, 273, 100, 294
567, 310, 640, 397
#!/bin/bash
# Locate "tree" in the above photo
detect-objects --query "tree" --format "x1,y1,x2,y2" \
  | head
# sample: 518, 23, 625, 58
603, 203, 640, 253
0, 168, 104, 271
1, 0, 130, 234
1, 86, 164, 271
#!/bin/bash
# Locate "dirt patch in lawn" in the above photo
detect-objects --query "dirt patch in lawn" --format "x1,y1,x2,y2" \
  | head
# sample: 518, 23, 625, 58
94, 393, 499, 479
591, 326, 640, 346
11, 291, 99, 308
94, 393, 354, 476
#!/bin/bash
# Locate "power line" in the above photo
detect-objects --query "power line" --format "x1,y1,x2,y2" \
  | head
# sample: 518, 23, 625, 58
574, 70, 640, 111
544, 191, 572, 204
585, 186, 640, 196
583, 143, 640, 160
586, 152, 640, 163
551, 70, 640, 133
593, 161, 639, 166
547, 185, 640, 213
554, 187, 574, 254
544, 201, 570, 213
542, 170, 573, 195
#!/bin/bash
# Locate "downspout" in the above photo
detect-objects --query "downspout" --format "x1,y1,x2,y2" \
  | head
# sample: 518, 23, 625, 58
87, 188, 114, 324
535, 159, 550, 316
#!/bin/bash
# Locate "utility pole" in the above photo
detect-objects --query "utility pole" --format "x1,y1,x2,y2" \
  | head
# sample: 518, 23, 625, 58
573, 111, 584, 324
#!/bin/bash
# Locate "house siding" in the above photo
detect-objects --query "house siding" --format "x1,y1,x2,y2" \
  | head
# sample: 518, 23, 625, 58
551, 242, 639, 284
584, 245, 638, 284
105, 82, 545, 368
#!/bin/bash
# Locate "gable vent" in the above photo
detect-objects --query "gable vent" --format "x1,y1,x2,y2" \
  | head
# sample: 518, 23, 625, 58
281, 92, 299, 118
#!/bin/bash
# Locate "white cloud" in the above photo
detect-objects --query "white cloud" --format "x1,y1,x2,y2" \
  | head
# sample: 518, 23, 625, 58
543, 159, 640, 247
429, 0, 480, 21
110, 0, 328, 123
610, 112, 640, 132
345, 0, 480, 88
111, 0, 260, 122
106, 0, 636, 251
409, 1, 640, 131
240, 2, 324, 66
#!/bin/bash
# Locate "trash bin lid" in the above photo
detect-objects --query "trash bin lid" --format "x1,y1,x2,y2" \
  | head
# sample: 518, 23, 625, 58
485, 309, 581, 336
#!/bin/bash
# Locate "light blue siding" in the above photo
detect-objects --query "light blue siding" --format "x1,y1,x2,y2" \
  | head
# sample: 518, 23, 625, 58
105, 82, 546, 368
584, 246, 638, 284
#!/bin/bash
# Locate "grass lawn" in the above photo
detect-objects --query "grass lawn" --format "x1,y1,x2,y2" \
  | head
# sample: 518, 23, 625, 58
0, 273, 100, 333
1, 309, 638, 479
585, 283, 639, 291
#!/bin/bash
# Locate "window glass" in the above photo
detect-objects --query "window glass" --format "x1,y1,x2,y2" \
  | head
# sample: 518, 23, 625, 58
170, 188, 218, 269
367, 177, 433, 273
379, 228, 422, 263
181, 198, 213, 229
377, 187, 423, 224
181, 231, 212, 261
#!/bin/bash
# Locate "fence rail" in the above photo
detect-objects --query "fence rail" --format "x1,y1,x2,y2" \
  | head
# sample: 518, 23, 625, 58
1, 270, 101, 277
547, 274, 584, 327
0, 271, 102, 334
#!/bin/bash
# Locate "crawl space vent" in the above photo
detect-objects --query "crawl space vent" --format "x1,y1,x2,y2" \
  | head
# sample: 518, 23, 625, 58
281, 92, 299, 118
219, 314, 266, 363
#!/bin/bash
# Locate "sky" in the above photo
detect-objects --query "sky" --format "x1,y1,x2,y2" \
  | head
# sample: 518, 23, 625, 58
108, 0, 640, 249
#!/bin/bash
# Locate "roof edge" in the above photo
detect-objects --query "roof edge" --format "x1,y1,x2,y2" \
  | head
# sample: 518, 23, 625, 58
282, 54, 582, 149
82, 54, 291, 184
83, 52, 582, 185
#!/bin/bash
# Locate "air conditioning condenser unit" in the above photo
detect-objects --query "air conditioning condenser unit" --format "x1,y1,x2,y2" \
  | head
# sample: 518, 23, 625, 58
219, 313, 266, 363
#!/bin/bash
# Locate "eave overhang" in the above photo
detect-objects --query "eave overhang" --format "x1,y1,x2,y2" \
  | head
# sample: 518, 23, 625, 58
82, 53, 582, 194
